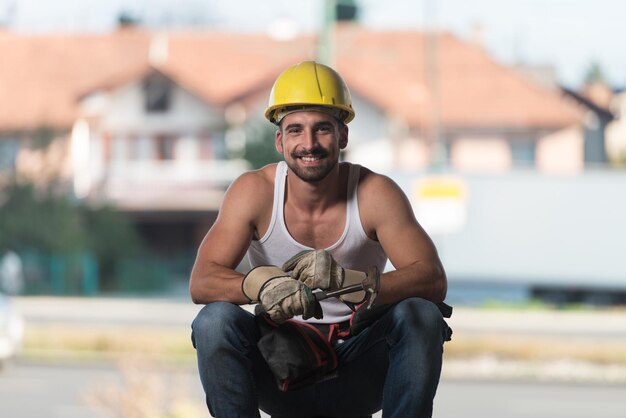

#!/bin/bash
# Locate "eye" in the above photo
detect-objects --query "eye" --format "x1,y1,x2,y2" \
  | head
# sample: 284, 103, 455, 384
286, 126, 303, 135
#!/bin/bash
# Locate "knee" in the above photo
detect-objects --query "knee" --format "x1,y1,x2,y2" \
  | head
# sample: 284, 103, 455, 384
390, 298, 445, 338
193, 301, 244, 330
191, 302, 257, 348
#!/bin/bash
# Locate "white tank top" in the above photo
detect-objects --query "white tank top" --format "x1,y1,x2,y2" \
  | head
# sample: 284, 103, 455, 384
247, 161, 388, 324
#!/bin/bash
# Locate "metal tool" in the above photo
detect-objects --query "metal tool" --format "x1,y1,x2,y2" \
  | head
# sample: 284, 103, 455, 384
313, 266, 380, 309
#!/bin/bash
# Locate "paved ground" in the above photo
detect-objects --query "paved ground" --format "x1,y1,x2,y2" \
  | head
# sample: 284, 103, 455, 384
2, 358, 625, 418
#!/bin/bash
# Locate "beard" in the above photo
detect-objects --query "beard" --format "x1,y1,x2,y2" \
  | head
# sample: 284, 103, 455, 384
286, 148, 337, 183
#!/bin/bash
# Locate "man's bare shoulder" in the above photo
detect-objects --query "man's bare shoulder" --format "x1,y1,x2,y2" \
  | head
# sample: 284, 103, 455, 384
222, 163, 277, 211
232, 163, 277, 192
356, 165, 411, 224
357, 166, 402, 196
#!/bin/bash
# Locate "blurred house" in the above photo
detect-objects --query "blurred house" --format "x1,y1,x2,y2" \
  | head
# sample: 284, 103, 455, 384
561, 81, 615, 168
0, 25, 591, 254
606, 88, 626, 164
331, 28, 584, 174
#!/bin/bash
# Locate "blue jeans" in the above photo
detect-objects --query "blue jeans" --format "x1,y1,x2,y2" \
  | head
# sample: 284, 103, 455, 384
191, 298, 448, 418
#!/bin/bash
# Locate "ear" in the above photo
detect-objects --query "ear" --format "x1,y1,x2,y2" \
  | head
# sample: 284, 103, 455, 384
275, 129, 284, 154
338, 124, 349, 149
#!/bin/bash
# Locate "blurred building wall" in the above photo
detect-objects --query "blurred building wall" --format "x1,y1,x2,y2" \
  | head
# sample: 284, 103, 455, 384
392, 169, 626, 291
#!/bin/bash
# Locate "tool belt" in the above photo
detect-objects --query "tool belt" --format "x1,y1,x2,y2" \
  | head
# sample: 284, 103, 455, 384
255, 302, 389, 392
256, 314, 340, 392
256, 301, 452, 391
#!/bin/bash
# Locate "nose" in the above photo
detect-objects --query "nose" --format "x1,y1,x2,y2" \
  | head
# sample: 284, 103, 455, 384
301, 128, 318, 150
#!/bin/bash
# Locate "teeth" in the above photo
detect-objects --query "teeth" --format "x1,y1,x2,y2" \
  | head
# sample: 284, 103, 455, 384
301, 156, 320, 162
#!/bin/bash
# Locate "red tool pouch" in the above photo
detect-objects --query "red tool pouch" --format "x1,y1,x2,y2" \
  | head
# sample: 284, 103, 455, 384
256, 315, 339, 392
256, 301, 453, 392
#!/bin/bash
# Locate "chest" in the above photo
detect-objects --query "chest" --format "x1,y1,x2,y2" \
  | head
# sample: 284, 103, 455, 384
283, 203, 347, 249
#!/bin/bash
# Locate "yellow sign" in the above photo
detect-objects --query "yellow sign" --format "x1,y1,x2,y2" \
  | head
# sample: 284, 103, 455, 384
414, 176, 467, 200
412, 175, 468, 235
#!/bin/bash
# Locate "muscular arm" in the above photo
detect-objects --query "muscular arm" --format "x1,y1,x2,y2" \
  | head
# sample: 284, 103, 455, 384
360, 172, 447, 304
189, 170, 271, 305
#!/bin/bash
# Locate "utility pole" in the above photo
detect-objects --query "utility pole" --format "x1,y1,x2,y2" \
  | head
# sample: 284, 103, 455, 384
318, 0, 359, 66
424, 0, 447, 171
318, 0, 337, 66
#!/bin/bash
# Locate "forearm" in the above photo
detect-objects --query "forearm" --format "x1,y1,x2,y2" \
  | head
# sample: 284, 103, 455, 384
375, 261, 447, 305
189, 261, 248, 305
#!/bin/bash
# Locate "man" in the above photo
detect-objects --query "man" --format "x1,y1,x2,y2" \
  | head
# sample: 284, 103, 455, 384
190, 61, 450, 418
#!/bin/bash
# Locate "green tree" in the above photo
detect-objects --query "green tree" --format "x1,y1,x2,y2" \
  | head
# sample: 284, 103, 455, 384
0, 179, 144, 290
79, 204, 144, 283
584, 61, 608, 84
241, 120, 283, 169
0, 182, 84, 253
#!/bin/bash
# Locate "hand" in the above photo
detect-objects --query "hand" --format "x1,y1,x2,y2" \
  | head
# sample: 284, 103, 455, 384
282, 250, 369, 305
242, 265, 322, 323
282, 250, 343, 291
259, 276, 322, 323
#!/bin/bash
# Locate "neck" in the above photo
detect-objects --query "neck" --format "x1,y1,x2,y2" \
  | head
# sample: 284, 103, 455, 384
286, 163, 344, 213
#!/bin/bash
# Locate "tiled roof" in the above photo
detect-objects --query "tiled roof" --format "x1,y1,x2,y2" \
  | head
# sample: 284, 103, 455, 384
159, 31, 314, 104
334, 26, 582, 129
0, 26, 582, 132
0, 29, 150, 130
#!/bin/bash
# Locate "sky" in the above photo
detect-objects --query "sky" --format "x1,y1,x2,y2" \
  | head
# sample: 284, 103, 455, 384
2, 0, 625, 88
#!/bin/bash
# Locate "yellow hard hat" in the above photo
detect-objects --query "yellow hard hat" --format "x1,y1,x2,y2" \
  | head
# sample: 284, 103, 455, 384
264, 61, 355, 124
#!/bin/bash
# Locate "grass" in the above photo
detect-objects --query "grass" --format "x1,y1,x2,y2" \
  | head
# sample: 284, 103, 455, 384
444, 334, 626, 365
22, 319, 626, 367
22, 324, 197, 364
479, 298, 626, 312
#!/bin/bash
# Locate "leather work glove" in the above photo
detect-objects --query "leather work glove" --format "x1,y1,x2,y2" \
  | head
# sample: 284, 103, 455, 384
242, 266, 322, 323
282, 250, 369, 305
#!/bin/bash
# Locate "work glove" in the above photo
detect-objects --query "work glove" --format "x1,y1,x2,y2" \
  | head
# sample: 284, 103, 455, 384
242, 265, 322, 323
282, 250, 369, 305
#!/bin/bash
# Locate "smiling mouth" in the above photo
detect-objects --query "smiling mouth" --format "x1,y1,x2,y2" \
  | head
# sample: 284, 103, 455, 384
293, 150, 328, 162
300, 155, 323, 162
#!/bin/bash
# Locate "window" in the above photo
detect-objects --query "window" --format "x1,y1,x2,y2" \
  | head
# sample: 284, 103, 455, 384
511, 140, 536, 168
0, 137, 19, 171
156, 135, 177, 160
198, 133, 213, 159
143, 73, 172, 112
